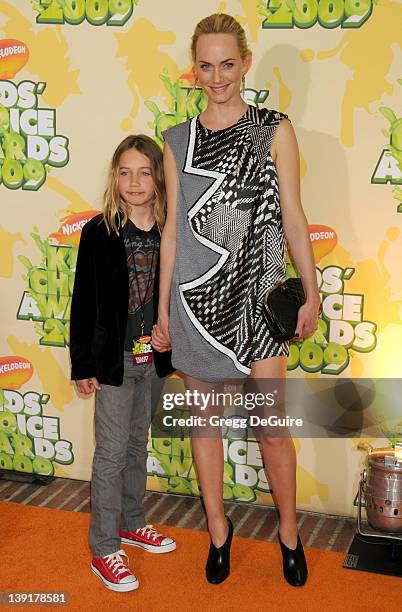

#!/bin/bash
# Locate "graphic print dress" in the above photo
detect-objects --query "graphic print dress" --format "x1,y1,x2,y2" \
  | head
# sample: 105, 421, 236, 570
163, 105, 289, 380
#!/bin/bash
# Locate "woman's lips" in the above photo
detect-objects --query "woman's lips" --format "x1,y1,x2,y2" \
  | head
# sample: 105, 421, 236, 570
210, 84, 230, 94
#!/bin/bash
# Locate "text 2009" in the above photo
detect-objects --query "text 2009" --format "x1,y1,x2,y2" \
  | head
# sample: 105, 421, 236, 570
35, 0, 134, 26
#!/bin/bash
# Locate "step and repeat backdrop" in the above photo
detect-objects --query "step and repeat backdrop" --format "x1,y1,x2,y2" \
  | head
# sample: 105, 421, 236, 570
1, 0, 401, 516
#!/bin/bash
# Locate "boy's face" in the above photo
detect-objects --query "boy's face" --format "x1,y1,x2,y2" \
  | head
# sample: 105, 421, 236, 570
118, 148, 155, 210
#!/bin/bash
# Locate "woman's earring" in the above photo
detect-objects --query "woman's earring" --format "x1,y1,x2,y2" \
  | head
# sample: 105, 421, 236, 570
190, 78, 199, 97
241, 74, 246, 97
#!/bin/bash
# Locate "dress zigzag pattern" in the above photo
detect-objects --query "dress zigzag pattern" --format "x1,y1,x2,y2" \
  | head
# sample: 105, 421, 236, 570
178, 105, 290, 374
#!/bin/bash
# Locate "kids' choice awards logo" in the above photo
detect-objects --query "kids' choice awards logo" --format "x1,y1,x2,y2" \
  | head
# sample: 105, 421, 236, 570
371, 80, 402, 212
148, 434, 269, 503
0, 80, 70, 191
0, 40, 70, 191
16, 211, 100, 347
0, 357, 74, 476
33, 0, 139, 26
288, 225, 377, 375
258, 0, 376, 29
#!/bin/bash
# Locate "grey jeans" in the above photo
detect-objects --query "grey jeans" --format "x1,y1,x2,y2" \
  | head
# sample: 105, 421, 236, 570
89, 351, 164, 557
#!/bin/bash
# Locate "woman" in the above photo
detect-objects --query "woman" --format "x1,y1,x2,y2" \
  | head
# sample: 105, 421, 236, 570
152, 14, 320, 586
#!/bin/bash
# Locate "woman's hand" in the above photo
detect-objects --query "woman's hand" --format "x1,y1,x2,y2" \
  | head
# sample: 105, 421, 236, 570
293, 299, 321, 341
76, 377, 101, 395
152, 313, 171, 352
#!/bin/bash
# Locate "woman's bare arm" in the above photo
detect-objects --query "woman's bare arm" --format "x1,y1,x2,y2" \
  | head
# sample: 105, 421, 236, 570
152, 140, 178, 350
271, 119, 320, 338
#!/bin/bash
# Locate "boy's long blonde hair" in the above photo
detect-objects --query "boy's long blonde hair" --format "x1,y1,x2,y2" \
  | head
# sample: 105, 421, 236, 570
103, 135, 166, 235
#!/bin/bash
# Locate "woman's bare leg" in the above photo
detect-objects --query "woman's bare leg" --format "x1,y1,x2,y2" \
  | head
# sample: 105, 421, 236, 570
250, 355, 298, 549
184, 375, 228, 547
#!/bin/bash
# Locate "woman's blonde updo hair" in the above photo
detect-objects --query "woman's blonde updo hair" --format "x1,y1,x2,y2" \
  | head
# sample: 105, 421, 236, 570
190, 13, 250, 62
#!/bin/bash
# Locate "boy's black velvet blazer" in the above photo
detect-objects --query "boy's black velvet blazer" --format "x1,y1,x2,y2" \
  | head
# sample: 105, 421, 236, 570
70, 214, 174, 385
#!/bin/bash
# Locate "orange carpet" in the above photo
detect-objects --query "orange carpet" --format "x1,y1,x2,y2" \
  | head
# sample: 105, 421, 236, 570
1, 501, 400, 611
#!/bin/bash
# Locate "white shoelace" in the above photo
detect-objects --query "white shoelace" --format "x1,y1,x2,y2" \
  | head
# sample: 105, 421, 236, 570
136, 525, 163, 541
104, 550, 130, 576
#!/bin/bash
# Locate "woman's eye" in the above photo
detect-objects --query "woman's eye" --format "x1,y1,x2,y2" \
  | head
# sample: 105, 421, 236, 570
200, 64, 210, 70
142, 171, 151, 176
224, 63, 234, 68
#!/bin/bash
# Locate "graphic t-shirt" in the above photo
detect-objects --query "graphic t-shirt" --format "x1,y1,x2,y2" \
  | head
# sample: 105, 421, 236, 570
123, 219, 160, 351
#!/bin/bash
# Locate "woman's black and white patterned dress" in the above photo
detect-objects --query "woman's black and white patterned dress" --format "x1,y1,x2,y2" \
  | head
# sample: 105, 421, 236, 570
163, 105, 289, 380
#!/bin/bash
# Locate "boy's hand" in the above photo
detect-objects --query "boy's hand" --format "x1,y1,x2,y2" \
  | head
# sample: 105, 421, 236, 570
76, 377, 101, 394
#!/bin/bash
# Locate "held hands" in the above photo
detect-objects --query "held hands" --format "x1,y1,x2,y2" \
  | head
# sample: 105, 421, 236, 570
293, 299, 322, 341
152, 313, 171, 352
76, 377, 101, 395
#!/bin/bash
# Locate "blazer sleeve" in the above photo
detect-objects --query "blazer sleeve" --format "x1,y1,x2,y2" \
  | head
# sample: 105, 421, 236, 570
69, 223, 97, 380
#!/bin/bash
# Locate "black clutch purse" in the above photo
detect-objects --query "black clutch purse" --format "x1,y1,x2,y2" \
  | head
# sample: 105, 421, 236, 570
262, 278, 306, 343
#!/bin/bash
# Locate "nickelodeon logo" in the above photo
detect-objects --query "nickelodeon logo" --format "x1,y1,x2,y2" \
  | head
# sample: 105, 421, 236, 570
0, 39, 29, 79
50, 210, 100, 247
309, 225, 337, 263
0, 357, 33, 390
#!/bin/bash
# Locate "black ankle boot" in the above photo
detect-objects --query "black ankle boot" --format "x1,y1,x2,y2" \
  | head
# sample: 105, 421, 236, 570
205, 516, 233, 584
278, 532, 308, 587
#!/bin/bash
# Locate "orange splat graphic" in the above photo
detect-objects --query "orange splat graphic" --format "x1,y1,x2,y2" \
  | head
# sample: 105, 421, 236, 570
302, 0, 402, 147
115, 19, 179, 130
318, 228, 401, 378
235, 0, 264, 42
1, 2, 80, 107
0, 39, 29, 79
347, 227, 402, 334
49, 210, 101, 247
0, 356, 33, 390
273, 66, 292, 113
179, 69, 196, 86
296, 465, 329, 505
7, 337, 73, 412
0, 225, 26, 278
255, 438, 328, 506
324, 229, 401, 336
269, 67, 307, 179
309, 225, 338, 263
45, 176, 93, 218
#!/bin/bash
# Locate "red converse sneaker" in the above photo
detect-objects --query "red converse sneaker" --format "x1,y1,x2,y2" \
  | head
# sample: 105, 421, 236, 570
120, 525, 176, 553
91, 549, 139, 592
